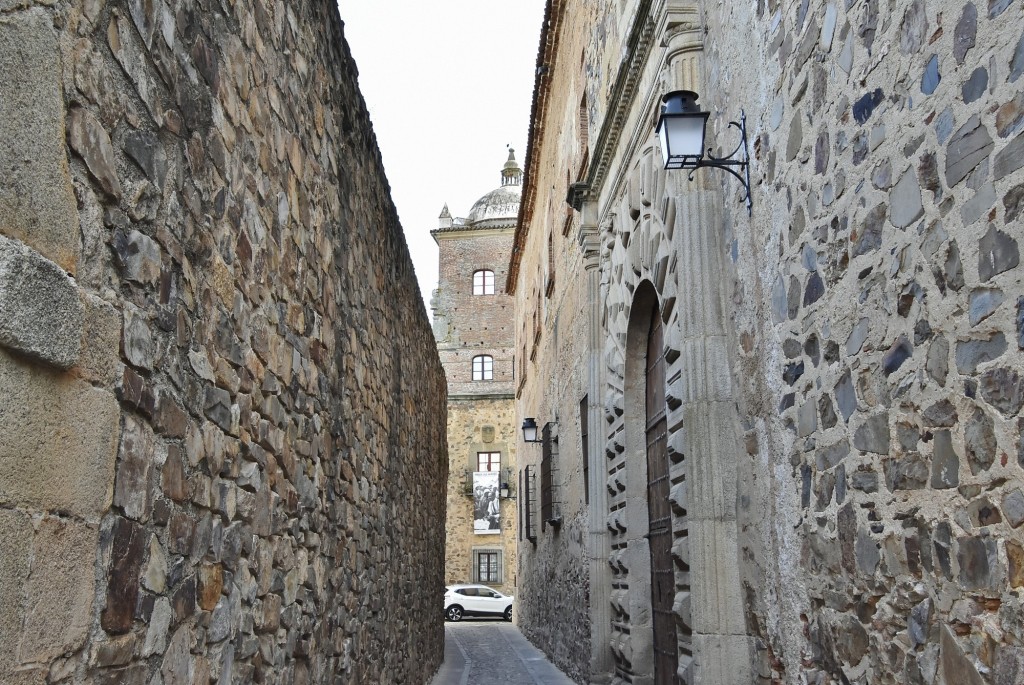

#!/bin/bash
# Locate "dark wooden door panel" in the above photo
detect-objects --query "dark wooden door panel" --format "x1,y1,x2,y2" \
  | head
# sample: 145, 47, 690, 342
645, 306, 677, 685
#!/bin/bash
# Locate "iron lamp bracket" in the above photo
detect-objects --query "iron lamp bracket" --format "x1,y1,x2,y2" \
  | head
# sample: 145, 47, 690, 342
677, 111, 752, 217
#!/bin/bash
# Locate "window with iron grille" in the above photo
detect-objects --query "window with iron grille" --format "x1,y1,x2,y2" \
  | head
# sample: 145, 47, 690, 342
541, 423, 558, 527
472, 355, 493, 381
580, 395, 589, 506
579, 93, 589, 152
519, 469, 524, 541
523, 466, 537, 542
474, 550, 501, 584
519, 341, 527, 391
545, 230, 555, 297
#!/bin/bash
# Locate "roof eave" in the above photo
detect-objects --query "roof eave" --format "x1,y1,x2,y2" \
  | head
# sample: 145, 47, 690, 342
506, 0, 564, 295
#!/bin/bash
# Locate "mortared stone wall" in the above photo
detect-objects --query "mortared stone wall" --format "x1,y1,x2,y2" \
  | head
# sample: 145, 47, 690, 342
0, 1, 447, 682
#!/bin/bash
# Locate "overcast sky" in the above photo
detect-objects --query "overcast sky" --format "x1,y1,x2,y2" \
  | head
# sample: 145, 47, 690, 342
338, 1, 546, 314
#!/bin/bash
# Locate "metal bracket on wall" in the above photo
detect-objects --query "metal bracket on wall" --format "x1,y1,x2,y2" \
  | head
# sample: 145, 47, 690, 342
685, 110, 752, 217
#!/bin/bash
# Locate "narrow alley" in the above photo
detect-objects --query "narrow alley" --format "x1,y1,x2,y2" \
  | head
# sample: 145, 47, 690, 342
2, 0, 1024, 683
430, 621, 576, 685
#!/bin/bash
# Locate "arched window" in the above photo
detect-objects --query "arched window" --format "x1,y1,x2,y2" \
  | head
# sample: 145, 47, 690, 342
473, 270, 495, 295
472, 355, 494, 381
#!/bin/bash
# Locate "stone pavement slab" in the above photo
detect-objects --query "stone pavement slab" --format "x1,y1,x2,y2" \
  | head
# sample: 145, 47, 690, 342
429, 620, 578, 685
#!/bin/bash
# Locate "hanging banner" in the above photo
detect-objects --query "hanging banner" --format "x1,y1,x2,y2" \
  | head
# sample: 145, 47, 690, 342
472, 471, 500, 534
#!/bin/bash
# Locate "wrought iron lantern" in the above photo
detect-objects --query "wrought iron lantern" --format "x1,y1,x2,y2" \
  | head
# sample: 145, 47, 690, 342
521, 417, 541, 443
656, 90, 752, 215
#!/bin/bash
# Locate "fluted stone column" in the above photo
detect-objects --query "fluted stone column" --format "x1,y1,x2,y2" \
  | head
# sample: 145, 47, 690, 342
669, 186, 753, 685
660, 3, 755, 680
580, 209, 614, 684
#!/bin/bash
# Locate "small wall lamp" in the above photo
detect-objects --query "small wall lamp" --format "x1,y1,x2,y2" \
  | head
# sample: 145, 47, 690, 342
500, 466, 514, 499
521, 418, 542, 443
522, 417, 558, 445
655, 90, 752, 216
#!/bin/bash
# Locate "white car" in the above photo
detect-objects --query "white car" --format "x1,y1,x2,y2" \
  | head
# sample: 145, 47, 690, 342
444, 584, 514, 622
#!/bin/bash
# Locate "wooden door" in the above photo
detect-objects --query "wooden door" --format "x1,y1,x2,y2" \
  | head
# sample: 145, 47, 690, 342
645, 305, 677, 684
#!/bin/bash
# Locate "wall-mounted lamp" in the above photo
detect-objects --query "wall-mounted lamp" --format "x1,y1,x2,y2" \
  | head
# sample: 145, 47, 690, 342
522, 418, 559, 444
500, 467, 515, 499
522, 418, 542, 443
656, 90, 752, 216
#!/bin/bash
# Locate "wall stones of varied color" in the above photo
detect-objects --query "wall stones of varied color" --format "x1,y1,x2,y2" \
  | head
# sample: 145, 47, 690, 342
442, 400, 518, 596
704, 0, 1024, 682
0, 1, 446, 682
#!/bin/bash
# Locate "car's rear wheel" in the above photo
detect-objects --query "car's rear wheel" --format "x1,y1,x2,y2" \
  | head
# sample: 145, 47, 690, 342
503, 605, 512, 621
446, 605, 463, 622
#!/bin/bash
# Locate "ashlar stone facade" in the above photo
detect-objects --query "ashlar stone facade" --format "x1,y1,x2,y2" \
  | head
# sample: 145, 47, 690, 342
0, 1, 447, 683
510, 0, 1024, 684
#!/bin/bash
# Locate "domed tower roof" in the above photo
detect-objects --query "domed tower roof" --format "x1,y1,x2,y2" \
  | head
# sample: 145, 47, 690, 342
465, 149, 522, 228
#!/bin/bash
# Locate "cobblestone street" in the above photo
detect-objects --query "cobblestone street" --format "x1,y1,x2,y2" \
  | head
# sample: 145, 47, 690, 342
429, 620, 577, 685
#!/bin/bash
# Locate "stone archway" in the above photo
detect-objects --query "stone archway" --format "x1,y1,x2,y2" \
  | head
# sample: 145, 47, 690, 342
606, 171, 752, 684
621, 280, 684, 685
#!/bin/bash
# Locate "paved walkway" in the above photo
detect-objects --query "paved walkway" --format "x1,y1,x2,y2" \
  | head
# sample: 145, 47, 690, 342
429, 619, 578, 685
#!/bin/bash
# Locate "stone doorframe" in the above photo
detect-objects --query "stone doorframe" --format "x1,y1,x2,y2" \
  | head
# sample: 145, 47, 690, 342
621, 280, 682, 685
599, 158, 754, 683
568, 0, 754, 680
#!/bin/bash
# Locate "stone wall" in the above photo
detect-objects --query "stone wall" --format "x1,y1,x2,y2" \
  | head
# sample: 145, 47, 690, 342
511, 0, 1024, 683
508, 2, 604, 672
0, 1, 447, 683
443, 399, 518, 596
706, 0, 1024, 682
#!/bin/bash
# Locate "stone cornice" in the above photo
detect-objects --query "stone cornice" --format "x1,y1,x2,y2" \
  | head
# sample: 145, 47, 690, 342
431, 225, 516, 243
510, 0, 659, 291
447, 392, 516, 402
593, 0, 704, 227
581, 0, 656, 204
508, 0, 704, 290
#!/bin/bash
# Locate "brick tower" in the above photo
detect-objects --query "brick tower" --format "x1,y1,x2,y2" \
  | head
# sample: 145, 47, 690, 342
432, 150, 521, 596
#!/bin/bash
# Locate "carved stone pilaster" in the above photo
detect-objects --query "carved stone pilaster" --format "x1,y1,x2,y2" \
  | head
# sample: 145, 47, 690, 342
670, 188, 753, 685
585, 239, 613, 683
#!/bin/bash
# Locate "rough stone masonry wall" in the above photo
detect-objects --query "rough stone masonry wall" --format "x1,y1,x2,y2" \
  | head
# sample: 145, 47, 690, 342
442, 399, 517, 595
699, 0, 1024, 682
0, 1, 447, 683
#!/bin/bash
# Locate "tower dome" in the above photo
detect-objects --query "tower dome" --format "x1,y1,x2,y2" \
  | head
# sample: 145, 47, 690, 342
465, 149, 522, 227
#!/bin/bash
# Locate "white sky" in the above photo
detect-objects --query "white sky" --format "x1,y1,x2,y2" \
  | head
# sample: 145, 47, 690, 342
337, 1, 547, 313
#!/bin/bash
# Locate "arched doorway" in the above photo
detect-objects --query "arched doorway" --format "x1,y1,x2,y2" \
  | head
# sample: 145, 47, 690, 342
623, 281, 679, 684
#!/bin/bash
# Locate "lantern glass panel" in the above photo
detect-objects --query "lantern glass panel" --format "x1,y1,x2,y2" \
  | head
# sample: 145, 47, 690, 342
522, 419, 538, 443
658, 113, 709, 168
